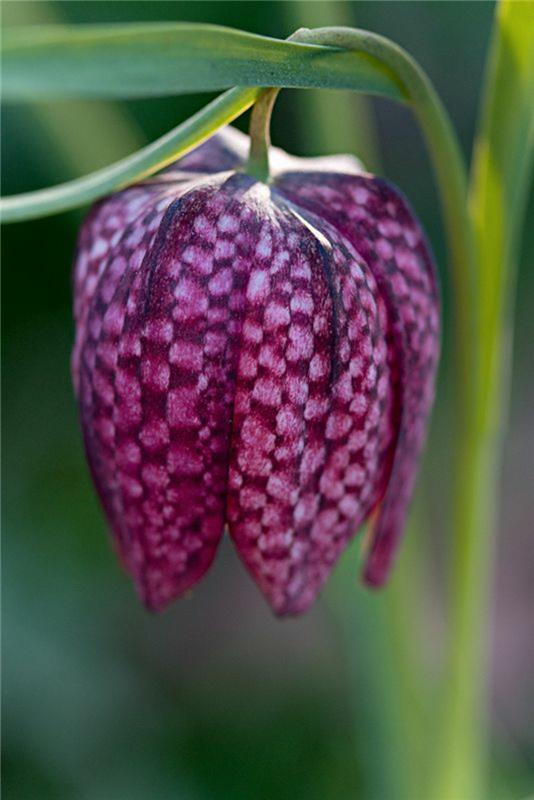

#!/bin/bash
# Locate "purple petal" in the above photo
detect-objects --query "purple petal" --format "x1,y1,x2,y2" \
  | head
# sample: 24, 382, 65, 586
276, 170, 440, 585
226, 196, 397, 615
73, 129, 439, 614
76, 177, 247, 609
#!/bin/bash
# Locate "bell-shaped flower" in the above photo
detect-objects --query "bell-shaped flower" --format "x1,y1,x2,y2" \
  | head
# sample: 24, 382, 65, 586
72, 127, 439, 615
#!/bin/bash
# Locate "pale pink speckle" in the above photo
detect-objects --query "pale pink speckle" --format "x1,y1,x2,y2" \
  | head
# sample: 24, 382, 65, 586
214, 239, 236, 260
169, 341, 203, 371
247, 270, 270, 302
167, 389, 200, 427
182, 245, 213, 274
264, 301, 291, 329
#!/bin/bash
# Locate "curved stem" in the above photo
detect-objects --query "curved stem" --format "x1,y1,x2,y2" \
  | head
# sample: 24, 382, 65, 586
0, 86, 260, 222
246, 88, 279, 182
288, 26, 479, 799
432, 2, 534, 797
290, 27, 476, 408
1, 24, 406, 225
290, 19, 531, 800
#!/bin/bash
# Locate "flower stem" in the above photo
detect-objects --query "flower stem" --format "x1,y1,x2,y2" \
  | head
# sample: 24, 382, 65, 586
283, 21, 534, 799
0, 86, 261, 222
432, 2, 534, 796
290, 27, 475, 408
287, 25, 478, 799
246, 88, 279, 182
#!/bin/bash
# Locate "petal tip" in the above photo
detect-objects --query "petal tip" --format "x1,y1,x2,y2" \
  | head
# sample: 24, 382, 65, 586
261, 582, 321, 618
361, 538, 395, 588
361, 563, 388, 589
133, 569, 193, 614
135, 582, 175, 614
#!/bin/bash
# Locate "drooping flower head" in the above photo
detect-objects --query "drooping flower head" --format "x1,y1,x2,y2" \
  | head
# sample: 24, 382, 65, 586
72, 127, 439, 616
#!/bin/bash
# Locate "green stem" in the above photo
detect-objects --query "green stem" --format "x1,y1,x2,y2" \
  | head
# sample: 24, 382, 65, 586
0, 86, 260, 222
287, 26, 481, 799
290, 27, 475, 414
283, 1, 380, 170
1, 25, 405, 224
289, 14, 430, 798
432, 2, 534, 797
246, 88, 279, 182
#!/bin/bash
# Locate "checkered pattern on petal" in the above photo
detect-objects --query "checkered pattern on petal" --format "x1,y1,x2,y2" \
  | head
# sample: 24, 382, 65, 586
275, 169, 440, 585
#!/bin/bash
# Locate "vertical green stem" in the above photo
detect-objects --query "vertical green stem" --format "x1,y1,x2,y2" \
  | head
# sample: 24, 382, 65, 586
289, 12, 431, 798
288, 22, 528, 799
290, 27, 476, 409
290, 19, 534, 798
246, 88, 279, 182
433, 2, 534, 797
282, 1, 381, 169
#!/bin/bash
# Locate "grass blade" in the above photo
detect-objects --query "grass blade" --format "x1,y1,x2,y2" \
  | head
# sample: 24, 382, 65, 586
0, 87, 259, 222
432, 1, 534, 797
1, 22, 402, 102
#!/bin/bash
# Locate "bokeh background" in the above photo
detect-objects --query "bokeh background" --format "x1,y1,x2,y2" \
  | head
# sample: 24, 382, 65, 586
2, 2, 533, 799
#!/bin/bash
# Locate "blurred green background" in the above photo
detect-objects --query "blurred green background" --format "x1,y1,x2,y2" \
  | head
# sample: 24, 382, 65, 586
2, 2, 533, 799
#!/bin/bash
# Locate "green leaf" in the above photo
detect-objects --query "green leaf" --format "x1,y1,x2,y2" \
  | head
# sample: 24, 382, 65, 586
431, 2, 534, 799
471, 0, 534, 297
1, 24, 463, 229
0, 87, 259, 223
1, 22, 402, 101
1, 0, 146, 177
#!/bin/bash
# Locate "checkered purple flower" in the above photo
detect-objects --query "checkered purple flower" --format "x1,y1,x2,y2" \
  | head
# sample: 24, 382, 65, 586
72, 127, 439, 615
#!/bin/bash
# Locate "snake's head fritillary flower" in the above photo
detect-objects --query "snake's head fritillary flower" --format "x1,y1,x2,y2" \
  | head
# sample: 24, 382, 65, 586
72, 127, 439, 616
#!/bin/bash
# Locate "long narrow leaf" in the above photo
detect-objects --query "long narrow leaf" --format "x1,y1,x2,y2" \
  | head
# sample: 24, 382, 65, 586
0, 87, 259, 222
431, 1, 534, 799
1, 22, 403, 101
